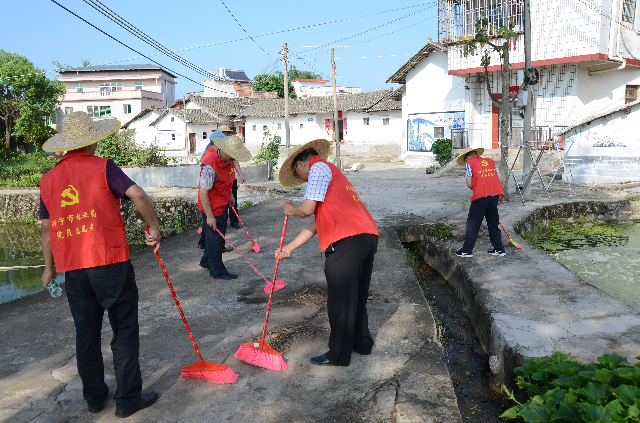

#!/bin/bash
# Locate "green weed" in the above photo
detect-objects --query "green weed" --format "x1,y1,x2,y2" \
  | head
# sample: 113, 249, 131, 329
239, 200, 254, 209
428, 224, 454, 239
628, 195, 640, 201
3, 214, 37, 224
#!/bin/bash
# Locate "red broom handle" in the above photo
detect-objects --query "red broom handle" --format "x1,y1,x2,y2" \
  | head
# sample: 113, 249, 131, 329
213, 227, 271, 284
231, 207, 256, 245
499, 221, 512, 238
146, 226, 204, 362
260, 216, 288, 344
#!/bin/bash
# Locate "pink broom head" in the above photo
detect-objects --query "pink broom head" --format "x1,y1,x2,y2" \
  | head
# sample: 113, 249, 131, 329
179, 360, 238, 384
235, 341, 288, 372
264, 280, 287, 295
198, 225, 203, 234
252, 241, 261, 253
509, 238, 524, 249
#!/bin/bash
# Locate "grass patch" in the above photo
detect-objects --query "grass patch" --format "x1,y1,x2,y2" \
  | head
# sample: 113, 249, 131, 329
2, 214, 38, 224
427, 224, 454, 239
239, 200, 254, 209
0, 152, 58, 187
628, 195, 640, 201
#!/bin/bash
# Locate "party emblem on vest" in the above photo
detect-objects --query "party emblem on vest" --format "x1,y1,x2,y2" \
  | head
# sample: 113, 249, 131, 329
481, 160, 489, 167
60, 185, 79, 208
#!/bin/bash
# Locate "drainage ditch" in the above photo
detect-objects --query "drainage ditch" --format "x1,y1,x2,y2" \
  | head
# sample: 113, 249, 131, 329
402, 242, 507, 422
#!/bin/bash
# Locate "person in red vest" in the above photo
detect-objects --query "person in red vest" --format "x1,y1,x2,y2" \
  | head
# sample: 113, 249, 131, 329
198, 134, 252, 279
454, 147, 505, 258
39, 112, 161, 418
276, 139, 379, 366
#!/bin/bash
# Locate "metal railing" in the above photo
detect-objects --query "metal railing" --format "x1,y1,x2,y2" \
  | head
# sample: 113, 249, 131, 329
438, 0, 523, 43
506, 126, 568, 149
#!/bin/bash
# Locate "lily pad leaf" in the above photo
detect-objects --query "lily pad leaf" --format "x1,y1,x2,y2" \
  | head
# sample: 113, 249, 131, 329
613, 385, 640, 407
615, 366, 640, 385
576, 382, 611, 405
598, 354, 629, 369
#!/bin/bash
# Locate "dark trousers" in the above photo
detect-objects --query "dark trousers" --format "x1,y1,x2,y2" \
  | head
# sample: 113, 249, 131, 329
229, 179, 239, 225
65, 260, 142, 409
461, 195, 504, 253
324, 233, 378, 366
199, 209, 230, 277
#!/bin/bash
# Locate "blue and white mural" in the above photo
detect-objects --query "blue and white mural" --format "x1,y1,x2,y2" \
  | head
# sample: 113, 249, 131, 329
407, 112, 465, 152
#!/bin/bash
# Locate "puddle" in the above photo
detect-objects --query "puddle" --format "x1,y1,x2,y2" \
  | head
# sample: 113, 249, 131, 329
0, 223, 64, 304
530, 224, 640, 312
404, 243, 506, 422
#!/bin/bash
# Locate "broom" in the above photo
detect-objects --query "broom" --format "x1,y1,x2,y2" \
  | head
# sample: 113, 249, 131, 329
214, 227, 287, 293
146, 226, 238, 384
234, 216, 289, 371
231, 207, 260, 253
499, 222, 524, 249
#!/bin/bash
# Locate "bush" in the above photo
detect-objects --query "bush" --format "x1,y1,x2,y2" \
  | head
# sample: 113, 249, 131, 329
96, 130, 173, 166
501, 351, 640, 422
0, 151, 58, 187
431, 138, 453, 167
254, 130, 281, 167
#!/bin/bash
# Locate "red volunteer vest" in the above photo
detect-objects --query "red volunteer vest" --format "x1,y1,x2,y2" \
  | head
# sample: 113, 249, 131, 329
198, 147, 234, 216
40, 150, 129, 272
467, 156, 504, 202
311, 156, 379, 252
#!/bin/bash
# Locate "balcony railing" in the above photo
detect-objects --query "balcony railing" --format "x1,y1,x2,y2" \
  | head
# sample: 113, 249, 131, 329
63, 89, 163, 101
438, 0, 523, 44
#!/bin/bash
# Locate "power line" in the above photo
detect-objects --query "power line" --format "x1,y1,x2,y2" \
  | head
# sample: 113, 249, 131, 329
219, 0, 271, 57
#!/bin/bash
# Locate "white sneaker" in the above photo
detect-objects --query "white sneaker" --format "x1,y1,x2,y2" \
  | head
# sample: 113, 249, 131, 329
455, 249, 473, 258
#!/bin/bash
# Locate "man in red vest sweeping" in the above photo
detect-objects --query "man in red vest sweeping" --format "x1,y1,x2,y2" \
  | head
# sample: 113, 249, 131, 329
39, 112, 161, 418
198, 134, 252, 279
276, 139, 379, 366
454, 147, 506, 258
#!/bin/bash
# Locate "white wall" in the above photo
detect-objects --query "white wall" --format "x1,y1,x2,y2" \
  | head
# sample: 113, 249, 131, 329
203, 79, 236, 97
576, 66, 640, 120
346, 111, 402, 145
244, 115, 326, 149
126, 110, 161, 147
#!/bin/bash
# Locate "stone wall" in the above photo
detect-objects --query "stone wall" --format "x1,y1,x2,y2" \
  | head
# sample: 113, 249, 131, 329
122, 163, 269, 188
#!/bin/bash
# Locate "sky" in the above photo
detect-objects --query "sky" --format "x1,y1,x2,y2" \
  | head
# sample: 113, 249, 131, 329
2, 0, 440, 98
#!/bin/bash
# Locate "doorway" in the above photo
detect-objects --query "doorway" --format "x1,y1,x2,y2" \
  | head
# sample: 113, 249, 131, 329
189, 133, 196, 154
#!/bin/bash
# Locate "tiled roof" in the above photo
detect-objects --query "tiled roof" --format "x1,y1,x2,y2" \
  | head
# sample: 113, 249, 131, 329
121, 108, 161, 129
148, 109, 222, 126
225, 70, 250, 81
60, 64, 178, 78
386, 40, 446, 84
365, 89, 403, 112
556, 98, 640, 136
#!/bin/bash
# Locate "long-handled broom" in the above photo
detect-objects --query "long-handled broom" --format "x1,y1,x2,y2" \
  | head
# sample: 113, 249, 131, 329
231, 207, 260, 253
213, 227, 287, 294
146, 226, 238, 384
234, 216, 289, 371
499, 222, 524, 249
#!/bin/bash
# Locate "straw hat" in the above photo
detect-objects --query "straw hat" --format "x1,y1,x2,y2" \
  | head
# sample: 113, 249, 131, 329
43, 111, 120, 152
218, 124, 236, 134
279, 139, 331, 187
456, 147, 485, 166
212, 134, 251, 162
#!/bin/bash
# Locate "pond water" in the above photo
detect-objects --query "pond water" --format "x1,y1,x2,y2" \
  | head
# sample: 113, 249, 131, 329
0, 224, 65, 304
533, 223, 640, 312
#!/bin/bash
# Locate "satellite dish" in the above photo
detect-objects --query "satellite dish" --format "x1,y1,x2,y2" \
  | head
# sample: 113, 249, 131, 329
620, 26, 640, 61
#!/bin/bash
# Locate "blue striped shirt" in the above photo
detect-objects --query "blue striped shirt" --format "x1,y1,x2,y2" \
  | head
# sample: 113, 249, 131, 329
303, 162, 332, 202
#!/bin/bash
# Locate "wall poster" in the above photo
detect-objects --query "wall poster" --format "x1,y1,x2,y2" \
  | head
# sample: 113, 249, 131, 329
407, 112, 465, 152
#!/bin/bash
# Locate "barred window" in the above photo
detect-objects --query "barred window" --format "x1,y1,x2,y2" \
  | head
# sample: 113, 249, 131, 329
363, 117, 369, 125
623, 0, 637, 23
626, 85, 638, 103
383, 118, 389, 125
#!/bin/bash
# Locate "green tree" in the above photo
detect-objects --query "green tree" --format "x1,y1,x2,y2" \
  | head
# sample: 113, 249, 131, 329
253, 65, 322, 99
0, 51, 66, 158
52, 58, 91, 75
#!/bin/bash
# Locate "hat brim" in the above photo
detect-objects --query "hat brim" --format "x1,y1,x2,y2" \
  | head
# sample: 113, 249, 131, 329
279, 139, 331, 187
43, 119, 121, 152
456, 147, 485, 166
212, 135, 252, 162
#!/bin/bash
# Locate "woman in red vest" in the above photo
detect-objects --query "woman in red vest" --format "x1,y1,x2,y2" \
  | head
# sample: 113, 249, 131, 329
39, 112, 161, 418
454, 147, 506, 258
276, 139, 379, 366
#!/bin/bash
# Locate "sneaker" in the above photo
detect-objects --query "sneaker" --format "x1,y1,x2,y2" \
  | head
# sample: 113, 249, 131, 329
455, 249, 473, 258
488, 248, 506, 256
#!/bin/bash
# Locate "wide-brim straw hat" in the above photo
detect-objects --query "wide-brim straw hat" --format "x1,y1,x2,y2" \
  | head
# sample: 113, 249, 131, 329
279, 139, 331, 187
43, 111, 120, 152
212, 134, 251, 162
218, 124, 236, 134
456, 147, 485, 166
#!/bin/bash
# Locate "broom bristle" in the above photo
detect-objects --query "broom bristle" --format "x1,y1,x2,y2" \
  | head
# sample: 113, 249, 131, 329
235, 342, 288, 372
179, 360, 238, 384
252, 242, 261, 253
263, 279, 287, 295
198, 225, 203, 234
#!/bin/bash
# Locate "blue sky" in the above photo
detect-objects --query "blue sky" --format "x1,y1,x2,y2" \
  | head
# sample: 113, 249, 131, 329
2, 0, 439, 98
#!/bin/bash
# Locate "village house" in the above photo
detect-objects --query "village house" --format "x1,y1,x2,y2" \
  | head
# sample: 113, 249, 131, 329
55, 64, 176, 131
292, 79, 362, 98
202, 68, 277, 99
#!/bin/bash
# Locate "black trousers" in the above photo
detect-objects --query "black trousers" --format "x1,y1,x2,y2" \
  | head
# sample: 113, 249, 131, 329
229, 179, 239, 225
324, 233, 378, 366
461, 194, 504, 253
65, 260, 142, 409
199, 209, 230, 277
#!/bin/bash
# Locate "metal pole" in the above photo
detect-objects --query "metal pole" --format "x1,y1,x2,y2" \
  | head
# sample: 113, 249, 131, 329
283, 43, 291, 157
522, 0, 532, 196
331, 48, 340, 169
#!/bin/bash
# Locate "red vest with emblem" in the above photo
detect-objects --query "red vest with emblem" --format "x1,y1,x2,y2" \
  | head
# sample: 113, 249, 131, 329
40, 150, 130, 272
467, 156, 504, 202
311, 156, 379, 252
198, 147, 234, 216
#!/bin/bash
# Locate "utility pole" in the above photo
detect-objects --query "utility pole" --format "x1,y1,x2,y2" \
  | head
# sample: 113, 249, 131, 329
331, 48, 340, 169
522, 0, 532, 196
283, 43, 291, 157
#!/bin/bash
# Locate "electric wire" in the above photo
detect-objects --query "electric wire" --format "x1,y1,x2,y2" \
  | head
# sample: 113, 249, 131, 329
219, 0, 271, 56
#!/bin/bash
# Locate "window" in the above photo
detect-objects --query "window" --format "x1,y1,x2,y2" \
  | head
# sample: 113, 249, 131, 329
87, 106, 99, 117
171, 117, 174, 122
623, 0, 636, 23
44, 115, 55, 126
65, 107, 73, 115
123, 104, 132, 114
263, 125, 268, 131
99, 106, 111, 117
434, 127, 445, 138
171, 133, 176, 141
202, 132, 207, 139
278, 123, 282, 129
626, 85, 638, 103
363, 117, 369, 125
99, 82, 122, 93
135, 81, 143, 90
253, 125, 257, 131
300, 123, 304, 129
76, 83, 83, 92
383, 118, 389, 125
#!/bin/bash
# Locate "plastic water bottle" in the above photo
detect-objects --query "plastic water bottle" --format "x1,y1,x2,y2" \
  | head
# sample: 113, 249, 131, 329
48, 279, 62, 298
